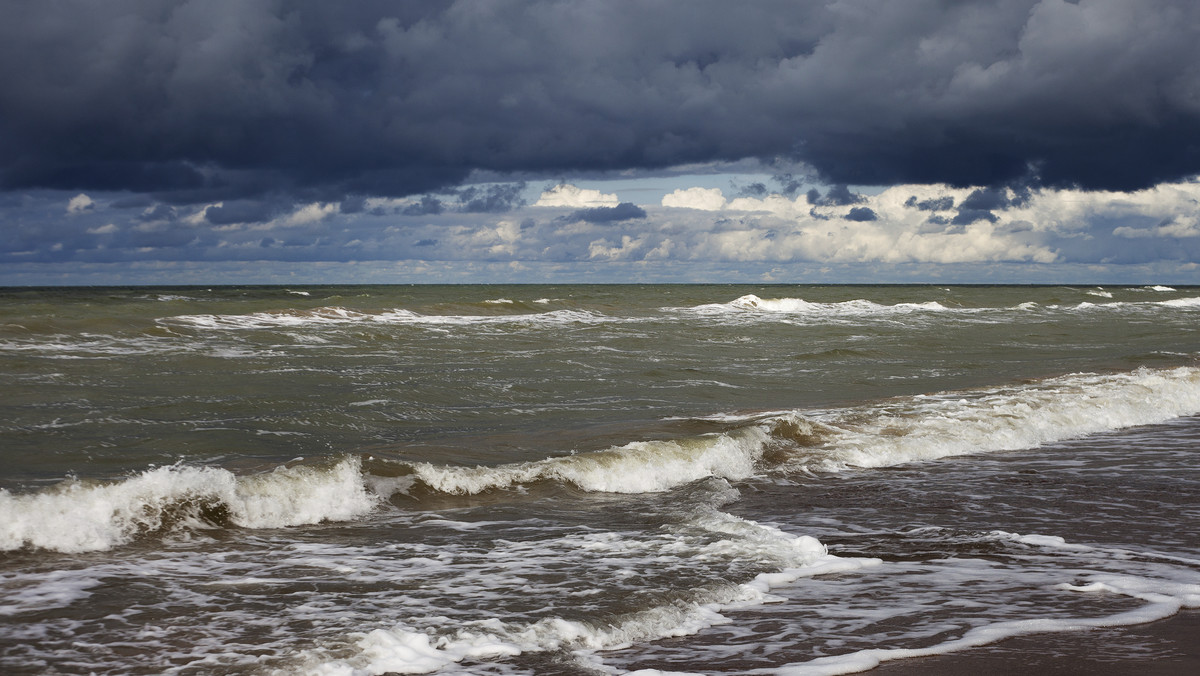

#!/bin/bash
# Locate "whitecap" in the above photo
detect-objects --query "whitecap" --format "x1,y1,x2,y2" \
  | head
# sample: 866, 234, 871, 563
0, 457, 377, 553
777, 366, 1200, 472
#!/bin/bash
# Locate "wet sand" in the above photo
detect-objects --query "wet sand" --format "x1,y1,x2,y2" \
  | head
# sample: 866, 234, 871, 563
873, 611, 1200, 675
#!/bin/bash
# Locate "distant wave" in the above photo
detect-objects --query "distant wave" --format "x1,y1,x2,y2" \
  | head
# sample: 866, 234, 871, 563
681, 294, 954, 319
676, 293, 1200, 321
1157, 296, 1200, 308
160, 306, 611, 330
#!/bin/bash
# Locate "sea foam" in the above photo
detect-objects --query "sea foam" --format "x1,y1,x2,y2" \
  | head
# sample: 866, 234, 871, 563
773, 571, 1200, 676
302, 510, 878, 676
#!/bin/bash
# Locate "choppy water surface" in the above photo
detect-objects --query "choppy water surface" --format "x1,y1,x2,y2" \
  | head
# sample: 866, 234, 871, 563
1, 284, 1198, 674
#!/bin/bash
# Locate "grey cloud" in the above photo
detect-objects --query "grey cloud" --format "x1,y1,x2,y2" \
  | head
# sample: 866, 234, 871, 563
737, 182, 770, 198
738, 174, 807, 199
566, 202, 648, 223
845, 207, 877, 222
403, 196, 446, 216
951, 186, 1035, 224
456, 183, 527, 213
952, 209, 1000, 226
807, 185, 865, 206
771, 174, 806, 198
339, 195, 368, 214
4, 0, 1200, 208
958, 188, 1011, 212
905, 195, 954, 211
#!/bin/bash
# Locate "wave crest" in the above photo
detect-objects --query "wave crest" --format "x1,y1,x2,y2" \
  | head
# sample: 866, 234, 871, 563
407, 427, 773, 496
783, 366, 1200, 471
0, 457, 377, 554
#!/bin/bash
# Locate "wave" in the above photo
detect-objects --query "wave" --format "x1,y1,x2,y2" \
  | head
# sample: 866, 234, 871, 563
160, 306, 610, 331
678, 293, 1200, 322
0, 457, 377, 554
404, 426, 773, 496
683, 294, 954, 319
389, 366, 1200, 496
9, 366, 1200, 554
1157, 296, 1200, 308
780, 365, 1200, 471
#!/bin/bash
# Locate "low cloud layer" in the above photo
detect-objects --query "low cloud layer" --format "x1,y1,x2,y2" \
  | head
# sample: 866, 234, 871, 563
7, 179, 1200, 284
4, 0, 1200, 208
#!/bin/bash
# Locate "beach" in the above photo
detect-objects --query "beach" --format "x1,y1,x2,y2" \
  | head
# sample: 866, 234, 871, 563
876, 611, 1200, 675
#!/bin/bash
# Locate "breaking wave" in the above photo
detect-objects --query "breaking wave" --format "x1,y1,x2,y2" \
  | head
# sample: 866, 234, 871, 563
389, 365, 1200, 497
0, 457, 377, 554
781, 365, 1200, 471
8, 365, 1200, 554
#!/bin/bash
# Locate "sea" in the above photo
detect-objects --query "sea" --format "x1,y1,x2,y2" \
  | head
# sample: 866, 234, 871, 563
1, 284, 1198, 675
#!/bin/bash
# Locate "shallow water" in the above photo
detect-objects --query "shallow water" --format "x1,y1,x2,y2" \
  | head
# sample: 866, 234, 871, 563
1, 284, 1198, 674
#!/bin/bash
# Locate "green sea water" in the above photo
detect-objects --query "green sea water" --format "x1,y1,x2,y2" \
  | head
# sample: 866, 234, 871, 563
1, 284, 1198, 674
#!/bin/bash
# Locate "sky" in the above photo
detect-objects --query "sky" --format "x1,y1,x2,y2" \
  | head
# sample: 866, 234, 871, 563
3, 0, 1200, 285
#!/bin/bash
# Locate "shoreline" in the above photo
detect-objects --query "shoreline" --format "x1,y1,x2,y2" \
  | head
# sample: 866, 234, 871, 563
871, 610, 1200, 675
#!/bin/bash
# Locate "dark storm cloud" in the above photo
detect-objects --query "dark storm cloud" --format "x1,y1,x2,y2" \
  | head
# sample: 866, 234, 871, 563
3, 0, 1200, 207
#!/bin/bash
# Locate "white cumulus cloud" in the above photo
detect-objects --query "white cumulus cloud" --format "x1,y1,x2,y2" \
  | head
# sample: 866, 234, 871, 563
661, 187, 727, 211
535, 184, 620, 208
67, 193, 94, 214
